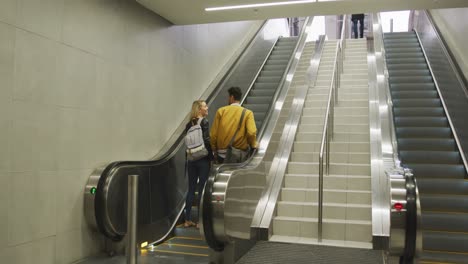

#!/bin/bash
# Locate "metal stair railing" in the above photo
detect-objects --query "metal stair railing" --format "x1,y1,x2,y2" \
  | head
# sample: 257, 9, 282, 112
317, 14, 347, 242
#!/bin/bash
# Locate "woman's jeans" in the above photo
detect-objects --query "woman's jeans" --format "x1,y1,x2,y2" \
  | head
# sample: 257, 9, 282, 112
185, 157, 210, 221
352, 18, 364, 39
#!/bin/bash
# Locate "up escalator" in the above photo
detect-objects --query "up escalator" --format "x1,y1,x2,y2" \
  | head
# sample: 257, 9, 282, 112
83, 18, 300, 261
384, 31, 468, 263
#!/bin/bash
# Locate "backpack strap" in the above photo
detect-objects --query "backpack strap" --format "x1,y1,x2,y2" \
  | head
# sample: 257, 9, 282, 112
191, 117, 202, 126
228, 108, 247, 148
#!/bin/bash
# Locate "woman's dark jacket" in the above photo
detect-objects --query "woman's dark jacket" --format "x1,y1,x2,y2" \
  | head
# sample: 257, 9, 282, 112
185, 118, 214, 161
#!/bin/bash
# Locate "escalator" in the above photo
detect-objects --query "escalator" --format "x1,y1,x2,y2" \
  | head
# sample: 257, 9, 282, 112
83, 19, 303, 260
148, 36, 298, 258
384, 31, 468, 263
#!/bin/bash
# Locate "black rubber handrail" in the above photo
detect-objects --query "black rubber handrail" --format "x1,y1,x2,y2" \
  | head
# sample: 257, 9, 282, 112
401, 171, 417, 264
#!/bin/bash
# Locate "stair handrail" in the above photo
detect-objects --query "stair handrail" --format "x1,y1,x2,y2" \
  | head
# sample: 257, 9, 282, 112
413, 12, 468, 176
317, 15, 346, 241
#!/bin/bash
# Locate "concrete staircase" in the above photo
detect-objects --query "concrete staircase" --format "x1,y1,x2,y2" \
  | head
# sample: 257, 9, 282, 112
271, 38, 372, 248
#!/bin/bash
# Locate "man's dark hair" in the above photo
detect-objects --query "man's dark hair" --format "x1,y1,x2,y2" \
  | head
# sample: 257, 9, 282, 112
228, 87, 242, 101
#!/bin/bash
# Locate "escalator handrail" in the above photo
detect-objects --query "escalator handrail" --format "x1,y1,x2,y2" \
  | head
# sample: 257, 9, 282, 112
202, 17, 314, 250
414, 25, 468, 176
403, 170, 418, 263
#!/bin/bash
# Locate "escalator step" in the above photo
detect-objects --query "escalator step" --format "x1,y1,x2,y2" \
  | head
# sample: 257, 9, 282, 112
255, 112, 267, 122
421, 212, 468, 232
246, 96, 274, 105
391, 90, 438, 99
421, 250, 468, 264
396, 127, 452, 138
397, 138, 456, 151
257, 76, 282, 83
388, 76, 433, 83
384, 32, 416, 37
394, 117, 448, 127
392, 99, 441, 108
264, 65, 286, 71
423, 231, 468, 253
383, 36, 418, 41
386, 57, 426, 64
385, 52, 424, 59
269, 54, 292, 61
384, 43, 421, 49
255, 120, 262, 129
385, 47, 422, 53
265, 59, 289, 66
253, 83, 278, 90
389, 83, 435, 91
393, 107, 445, 117
399, 150, 460, 164
387, 69, 430, 76
402, 163, 466, 179
249, 89, 276, 97
260, 70, 284, 77
271, 50, 294, 56
387, 63, 428, 71
244, 103, 270, 112
417, 179, 468, 195
420, 194, 468, 213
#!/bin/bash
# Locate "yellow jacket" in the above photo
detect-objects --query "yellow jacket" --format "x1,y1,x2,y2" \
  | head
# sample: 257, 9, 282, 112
210, 104, 258, 152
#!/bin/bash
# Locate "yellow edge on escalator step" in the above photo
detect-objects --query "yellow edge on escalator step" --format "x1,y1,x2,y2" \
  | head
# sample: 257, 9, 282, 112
423, 230, 468, 235
153, 249, 208, 257
173, 236, 203, 241
424, 211, 468, 215
419, 261, 454, 264
424, 249, 468, 255
163, 242, 209, 249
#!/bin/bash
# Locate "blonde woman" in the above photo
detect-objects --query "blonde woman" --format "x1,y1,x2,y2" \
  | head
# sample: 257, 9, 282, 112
184, 100, 213, 228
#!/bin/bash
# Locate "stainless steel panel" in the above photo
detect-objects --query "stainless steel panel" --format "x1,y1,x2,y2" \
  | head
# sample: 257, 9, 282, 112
369, 13, 395, 247
126, 175, 138, 264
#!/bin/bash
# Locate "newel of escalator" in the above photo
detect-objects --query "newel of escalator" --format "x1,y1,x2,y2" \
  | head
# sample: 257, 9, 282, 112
400, 168, 419, 264
200, 172, 225, 251
388, 167, 421, 263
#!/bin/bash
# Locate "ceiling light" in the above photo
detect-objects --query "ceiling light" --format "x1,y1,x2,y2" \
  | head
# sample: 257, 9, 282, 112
205, 0, 318, 12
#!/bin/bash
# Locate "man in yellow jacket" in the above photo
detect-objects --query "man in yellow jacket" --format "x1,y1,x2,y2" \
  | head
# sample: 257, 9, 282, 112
210, 87, 258, 163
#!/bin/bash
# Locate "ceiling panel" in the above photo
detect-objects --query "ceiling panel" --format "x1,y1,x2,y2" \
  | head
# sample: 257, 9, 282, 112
135, 0, 468, 25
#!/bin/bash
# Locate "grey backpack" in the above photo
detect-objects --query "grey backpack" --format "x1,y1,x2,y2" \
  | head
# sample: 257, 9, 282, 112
185, 118, 208, 161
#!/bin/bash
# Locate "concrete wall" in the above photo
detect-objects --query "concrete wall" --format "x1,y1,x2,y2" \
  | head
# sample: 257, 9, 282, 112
430, 8, 468, 80
0, 0, 261, 263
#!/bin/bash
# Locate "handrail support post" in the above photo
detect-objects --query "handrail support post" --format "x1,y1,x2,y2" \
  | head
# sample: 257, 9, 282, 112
127, 175, 139, 264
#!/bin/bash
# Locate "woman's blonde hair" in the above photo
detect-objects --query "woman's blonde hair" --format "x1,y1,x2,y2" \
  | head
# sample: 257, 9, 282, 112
190, 100, 206, 120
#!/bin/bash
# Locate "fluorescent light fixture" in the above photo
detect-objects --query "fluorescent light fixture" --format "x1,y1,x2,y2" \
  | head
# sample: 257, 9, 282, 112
206, 0, 318, 12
